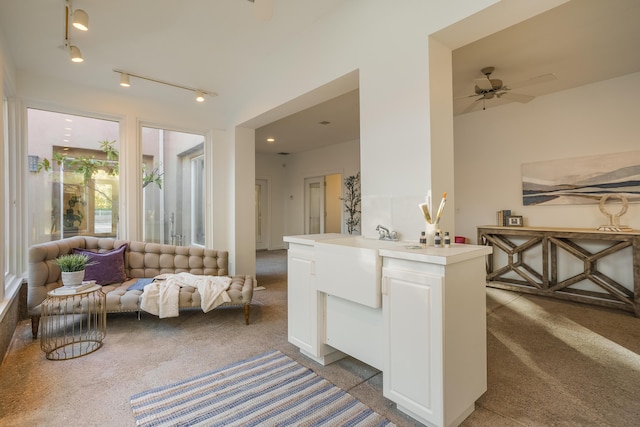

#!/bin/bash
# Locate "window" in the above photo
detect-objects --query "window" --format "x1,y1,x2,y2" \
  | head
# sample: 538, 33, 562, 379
27, 109, 120, 244
141, 126, 205, 246
3, 97, 8, 293
191, 155, 205, 246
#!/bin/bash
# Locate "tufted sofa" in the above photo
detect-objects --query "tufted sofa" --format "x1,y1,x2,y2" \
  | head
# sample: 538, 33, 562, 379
28, 236, 255, 338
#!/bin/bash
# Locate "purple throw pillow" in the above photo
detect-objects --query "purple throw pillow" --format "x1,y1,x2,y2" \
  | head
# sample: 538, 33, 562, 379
73, 244, 128, 285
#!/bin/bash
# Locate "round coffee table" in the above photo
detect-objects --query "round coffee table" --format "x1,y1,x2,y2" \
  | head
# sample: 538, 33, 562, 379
40, 284, 106, 360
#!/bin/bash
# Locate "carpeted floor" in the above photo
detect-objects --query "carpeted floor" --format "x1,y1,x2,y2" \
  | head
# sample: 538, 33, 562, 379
1, 249, 640, 426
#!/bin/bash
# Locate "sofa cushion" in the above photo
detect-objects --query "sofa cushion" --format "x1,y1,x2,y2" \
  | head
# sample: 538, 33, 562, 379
73, 243, 128, 285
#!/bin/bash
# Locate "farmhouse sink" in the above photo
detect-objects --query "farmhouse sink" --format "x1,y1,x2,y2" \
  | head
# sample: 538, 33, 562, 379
314, 236, 406, 308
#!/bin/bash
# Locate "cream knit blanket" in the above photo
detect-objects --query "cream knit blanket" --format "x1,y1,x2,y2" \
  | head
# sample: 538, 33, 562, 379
140, 273, 232, 318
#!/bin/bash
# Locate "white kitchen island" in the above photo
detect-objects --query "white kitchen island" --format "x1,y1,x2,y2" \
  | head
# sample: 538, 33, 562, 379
284, 234, 492, 427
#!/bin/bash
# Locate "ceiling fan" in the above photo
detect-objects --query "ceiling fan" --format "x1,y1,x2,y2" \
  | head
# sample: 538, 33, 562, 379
247, 0, 275, 21
458, 66, 557, 113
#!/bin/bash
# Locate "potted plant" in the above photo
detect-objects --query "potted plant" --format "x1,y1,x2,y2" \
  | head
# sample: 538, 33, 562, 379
340, 172, 361, 234
54, 253, 95, 287
63, 195, 85, 233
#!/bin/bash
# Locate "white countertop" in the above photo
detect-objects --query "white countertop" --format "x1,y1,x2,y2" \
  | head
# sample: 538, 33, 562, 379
284, 234, 492, 265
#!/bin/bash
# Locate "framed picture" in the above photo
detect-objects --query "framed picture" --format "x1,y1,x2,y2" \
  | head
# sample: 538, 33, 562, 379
506, 215, 523, 227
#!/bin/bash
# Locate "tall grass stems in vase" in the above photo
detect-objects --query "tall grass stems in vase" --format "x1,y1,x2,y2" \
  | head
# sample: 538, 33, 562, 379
55, 254, 96, 287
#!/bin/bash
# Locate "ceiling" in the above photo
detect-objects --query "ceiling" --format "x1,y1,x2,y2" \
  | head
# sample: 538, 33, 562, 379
1, 0, 639, 155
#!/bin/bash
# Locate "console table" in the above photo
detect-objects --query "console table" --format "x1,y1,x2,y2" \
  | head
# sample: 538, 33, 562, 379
477, 226, 640, 316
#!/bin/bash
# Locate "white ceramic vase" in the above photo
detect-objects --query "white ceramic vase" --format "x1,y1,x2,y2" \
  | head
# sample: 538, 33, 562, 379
61, 270, 85, 287
425, 222, 437, 247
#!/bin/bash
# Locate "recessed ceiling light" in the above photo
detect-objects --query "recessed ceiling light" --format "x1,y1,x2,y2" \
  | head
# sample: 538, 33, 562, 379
266, 138, 275, 143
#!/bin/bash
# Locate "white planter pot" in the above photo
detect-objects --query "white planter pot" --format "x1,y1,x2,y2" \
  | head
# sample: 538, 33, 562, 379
61, 270, 85, 287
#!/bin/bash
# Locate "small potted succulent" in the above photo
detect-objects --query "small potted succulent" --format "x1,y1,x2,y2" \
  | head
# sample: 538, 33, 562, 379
54, 253, 95, 287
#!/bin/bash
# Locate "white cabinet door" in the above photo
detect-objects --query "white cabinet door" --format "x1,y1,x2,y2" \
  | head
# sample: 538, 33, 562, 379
382, 266, 444, 426
288, 247, 316, 354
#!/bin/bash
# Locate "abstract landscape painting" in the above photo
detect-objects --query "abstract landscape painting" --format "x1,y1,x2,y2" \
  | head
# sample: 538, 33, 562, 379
522, 151, 640, 206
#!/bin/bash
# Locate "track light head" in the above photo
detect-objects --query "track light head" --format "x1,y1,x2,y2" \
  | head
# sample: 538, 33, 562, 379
195, 91, 205, 102
72, 9, 89, 31
120, 73, 130, 87
69, 45, 83, 63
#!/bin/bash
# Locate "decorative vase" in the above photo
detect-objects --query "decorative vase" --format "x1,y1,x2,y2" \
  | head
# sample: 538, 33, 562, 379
61, 270, 85, 287
425, 222, 437, 247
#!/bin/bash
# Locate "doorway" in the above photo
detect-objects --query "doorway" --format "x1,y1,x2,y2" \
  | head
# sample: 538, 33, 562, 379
255, 179, 269, 250
304, 173, 342, 234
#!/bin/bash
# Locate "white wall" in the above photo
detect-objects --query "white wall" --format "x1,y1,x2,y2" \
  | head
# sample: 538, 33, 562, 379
10, 0, 569, 277
255, 152, 288, 250
454, 72, 640, 243
257, 139, 360, 250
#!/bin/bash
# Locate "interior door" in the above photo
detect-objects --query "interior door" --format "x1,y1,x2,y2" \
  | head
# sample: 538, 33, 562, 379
305, 176, 324, 234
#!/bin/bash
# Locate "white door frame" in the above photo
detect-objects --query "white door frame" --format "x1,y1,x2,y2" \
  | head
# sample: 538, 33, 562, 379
304, 176, 325, 234
255, 178, 270, 250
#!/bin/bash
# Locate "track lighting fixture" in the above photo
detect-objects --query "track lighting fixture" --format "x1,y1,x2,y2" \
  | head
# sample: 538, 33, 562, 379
64, 1, 89, 63
69, 45, 83, 62
72, 8, 89, 31
119, 73, 130, 87
113, 70, 217, 103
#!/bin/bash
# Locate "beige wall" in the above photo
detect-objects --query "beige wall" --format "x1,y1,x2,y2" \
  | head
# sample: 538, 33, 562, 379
454, 71, 640, 243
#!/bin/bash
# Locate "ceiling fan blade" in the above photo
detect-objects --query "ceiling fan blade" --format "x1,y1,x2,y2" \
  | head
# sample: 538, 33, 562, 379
253, 0, 275, 21
498, 91, 535, 103
473, 77, 493, 91
455, 93, 481, 100
507, 73, 557, 90
462, 98, 482, 113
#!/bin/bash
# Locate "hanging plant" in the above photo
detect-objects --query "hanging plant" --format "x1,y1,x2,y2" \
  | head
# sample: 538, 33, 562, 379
341, 172, 361, 234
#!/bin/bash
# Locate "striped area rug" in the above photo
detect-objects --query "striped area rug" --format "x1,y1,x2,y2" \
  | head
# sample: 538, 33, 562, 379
130, 350, 395, 427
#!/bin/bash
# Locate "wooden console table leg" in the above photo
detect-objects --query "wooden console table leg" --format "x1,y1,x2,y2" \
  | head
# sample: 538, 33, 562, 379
633, 237, 640, 317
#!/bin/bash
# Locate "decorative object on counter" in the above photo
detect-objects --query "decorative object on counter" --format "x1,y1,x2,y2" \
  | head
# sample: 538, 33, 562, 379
425, 222, 437, 246
597, 194, 632, 232
444, 231, 451, 247
420, 231, 427, 246
341, 172, 361, 234
505, 215, 524, 227
435, 192, 447, 224
419, 191, 447, 246
434, 231, 442, 247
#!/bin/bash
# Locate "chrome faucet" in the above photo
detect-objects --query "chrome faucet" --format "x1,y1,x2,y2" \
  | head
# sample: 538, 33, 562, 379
376, 225, 398, 241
